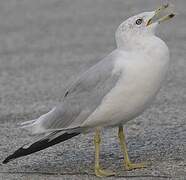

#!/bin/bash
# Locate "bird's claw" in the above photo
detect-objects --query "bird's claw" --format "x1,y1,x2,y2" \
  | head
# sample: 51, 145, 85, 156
95, 166, 115, 177
124, 161, 149, 171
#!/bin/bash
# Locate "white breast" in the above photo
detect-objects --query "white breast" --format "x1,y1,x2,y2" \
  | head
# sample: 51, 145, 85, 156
82, 39, 169, 128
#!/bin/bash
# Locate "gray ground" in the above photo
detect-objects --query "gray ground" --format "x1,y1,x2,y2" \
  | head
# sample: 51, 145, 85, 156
0, 0, 185, 179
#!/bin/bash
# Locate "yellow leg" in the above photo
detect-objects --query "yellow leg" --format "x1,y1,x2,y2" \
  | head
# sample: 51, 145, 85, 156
94, 128, 115, 177
118, 126, 147, 170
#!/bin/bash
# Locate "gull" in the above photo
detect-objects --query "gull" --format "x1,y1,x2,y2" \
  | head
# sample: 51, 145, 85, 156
3, 4, 175, 177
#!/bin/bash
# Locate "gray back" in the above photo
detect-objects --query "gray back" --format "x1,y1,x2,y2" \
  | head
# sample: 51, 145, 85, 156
41, 50, 122, 131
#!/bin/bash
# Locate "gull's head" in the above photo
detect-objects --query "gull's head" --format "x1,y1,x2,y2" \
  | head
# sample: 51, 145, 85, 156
116, 4, 175, 49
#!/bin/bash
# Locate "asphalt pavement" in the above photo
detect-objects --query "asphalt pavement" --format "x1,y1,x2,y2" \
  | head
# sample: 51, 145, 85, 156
0, 0, 185, 179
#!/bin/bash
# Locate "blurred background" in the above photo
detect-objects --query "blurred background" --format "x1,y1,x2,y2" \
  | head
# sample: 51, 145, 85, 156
0, 0, 185, 179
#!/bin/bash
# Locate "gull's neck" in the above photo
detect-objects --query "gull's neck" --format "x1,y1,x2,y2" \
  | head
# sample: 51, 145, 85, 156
115, 33, 170, 68
116, 33, 152, 49
116, 33, 168, 55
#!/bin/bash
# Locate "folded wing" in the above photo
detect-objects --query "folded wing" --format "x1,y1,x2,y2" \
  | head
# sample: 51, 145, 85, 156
21, 50, 122, 134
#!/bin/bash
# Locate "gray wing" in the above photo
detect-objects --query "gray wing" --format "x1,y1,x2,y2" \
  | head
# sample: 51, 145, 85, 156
27, 50, 122, 133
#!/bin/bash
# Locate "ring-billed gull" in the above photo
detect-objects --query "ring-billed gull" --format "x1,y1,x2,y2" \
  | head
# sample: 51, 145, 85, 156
3, 4, 175, 177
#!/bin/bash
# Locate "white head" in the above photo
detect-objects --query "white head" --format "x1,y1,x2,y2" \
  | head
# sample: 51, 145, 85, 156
116, 4, 175, 49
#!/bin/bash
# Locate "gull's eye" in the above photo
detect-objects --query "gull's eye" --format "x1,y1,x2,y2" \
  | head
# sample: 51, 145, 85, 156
135, 18, 143, 25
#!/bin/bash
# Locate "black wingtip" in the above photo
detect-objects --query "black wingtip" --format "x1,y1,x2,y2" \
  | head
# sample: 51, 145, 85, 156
2, 155, 14, 164
2, 148, 24, 164
2, 132, 80, 164
2, 145, 29, 164
2, 159, 8, 164
2, 159, 10, 164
